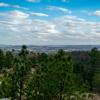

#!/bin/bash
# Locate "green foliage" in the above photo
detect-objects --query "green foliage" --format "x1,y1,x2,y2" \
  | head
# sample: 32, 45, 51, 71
0, 71, 12, 98
0, 47, 100, 99
5, 51, 14, 69
88, 47, 99, 91
25, 49, 76, 100
0, 49, 5, 69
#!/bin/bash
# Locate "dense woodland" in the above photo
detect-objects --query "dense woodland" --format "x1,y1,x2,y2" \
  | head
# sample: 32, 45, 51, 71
0, 45, 100, 100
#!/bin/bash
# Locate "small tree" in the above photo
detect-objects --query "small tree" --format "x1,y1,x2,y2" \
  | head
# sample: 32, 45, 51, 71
0, 49, 5, 69
10, 45, 31, 100
88, 47, 99, 91
26, 49, 75, 100
5, 51, 13, 69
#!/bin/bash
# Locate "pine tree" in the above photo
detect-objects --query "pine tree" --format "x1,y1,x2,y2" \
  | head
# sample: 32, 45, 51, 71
5, 51, 13, 69
26, 49, 75, 100
88, 47, 99, 91
0, 49, 5, 69
10, 45, 31, 100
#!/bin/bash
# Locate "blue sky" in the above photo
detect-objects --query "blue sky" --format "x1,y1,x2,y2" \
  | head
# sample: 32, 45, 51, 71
0, 0, 100, 45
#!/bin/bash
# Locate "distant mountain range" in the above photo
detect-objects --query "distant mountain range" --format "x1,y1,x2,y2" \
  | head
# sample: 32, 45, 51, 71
0, 45, 100, 52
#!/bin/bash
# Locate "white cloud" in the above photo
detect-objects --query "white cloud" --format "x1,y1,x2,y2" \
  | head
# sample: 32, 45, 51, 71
53, 16, 100, 44
62, 0, 66, 2
93, 10, 100, 16
9, 10, 29, 19
47, 6, 71, 14
87, 10, 100, 17
0, 2, 9, 7
0, 10, 100, 45
0, 2, 29, 10
27, 0, 40, 2
12, 5, 29, 10
30, 12, 48, 17
0, 10, 60, 44
62, 0, 69, 2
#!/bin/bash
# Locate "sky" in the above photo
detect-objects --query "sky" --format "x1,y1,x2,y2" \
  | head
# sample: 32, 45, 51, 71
0, 0, 100, 45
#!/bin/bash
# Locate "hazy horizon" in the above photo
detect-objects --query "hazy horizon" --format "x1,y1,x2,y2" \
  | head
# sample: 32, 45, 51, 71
1, 44, 100, 46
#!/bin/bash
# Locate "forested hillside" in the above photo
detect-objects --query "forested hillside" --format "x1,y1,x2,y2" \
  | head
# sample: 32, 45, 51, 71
0, 45, 100, 100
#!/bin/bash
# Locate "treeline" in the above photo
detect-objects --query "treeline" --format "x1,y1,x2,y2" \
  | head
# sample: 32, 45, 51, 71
0, 46, 100, 100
